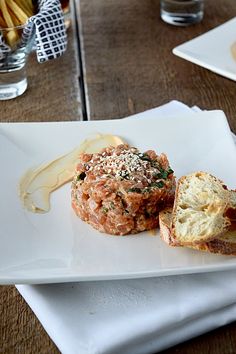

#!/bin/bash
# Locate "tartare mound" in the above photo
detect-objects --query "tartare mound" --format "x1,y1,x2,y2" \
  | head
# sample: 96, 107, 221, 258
71, 144, 175, 235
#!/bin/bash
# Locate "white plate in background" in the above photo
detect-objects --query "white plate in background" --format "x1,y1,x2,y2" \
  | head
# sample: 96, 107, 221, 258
0, 110, 236, 284
173, 17, 236, 81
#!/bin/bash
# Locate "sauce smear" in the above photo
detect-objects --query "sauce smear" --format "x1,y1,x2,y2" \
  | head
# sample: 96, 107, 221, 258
19, 134, 125, 213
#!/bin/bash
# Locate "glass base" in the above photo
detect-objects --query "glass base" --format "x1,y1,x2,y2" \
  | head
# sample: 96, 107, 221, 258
161, 10, 203, 26
0, 78, 27, 100
0, 69, 27, 100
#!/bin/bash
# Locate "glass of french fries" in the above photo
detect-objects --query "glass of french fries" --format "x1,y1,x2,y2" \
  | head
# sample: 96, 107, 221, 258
0, 0, 36, 100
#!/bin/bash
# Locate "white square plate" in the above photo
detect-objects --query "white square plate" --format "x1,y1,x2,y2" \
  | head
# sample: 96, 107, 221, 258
1, 110, 236, 284
173, 17, 236, 81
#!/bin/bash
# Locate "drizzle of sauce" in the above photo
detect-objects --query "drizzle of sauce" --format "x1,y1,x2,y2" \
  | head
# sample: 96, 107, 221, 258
231, 42, 236, 61
19, 134, 125, 213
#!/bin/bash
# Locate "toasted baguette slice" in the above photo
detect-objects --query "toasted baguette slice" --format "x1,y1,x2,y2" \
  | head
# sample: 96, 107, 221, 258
159, 207, 236, 256
226, 190, 236, 223
171, 172, 231, 245
230, 190, 236, 209
159, 207, 180, 247
194, 231, 236, 255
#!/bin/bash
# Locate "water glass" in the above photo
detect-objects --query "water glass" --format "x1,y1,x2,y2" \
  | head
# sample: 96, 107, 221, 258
0, 24, 35, 100
160, 0, 204, 26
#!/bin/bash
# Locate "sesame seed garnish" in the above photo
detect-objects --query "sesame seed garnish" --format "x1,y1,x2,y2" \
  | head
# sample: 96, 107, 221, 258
78, 145, 171, 188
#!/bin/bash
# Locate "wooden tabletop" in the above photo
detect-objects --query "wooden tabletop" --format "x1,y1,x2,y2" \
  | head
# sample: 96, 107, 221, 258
79, 0, 236, 134
1, 0, 236, 353
0, 26, 82, 122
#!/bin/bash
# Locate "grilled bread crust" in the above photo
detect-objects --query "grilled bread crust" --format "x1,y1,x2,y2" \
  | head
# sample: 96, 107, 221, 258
171, 172, 231, 245
159, 202, 236, 256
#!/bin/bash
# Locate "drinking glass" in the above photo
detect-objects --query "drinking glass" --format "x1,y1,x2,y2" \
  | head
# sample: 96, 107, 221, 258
0, 24, 35, 100
160, 0, 204, 26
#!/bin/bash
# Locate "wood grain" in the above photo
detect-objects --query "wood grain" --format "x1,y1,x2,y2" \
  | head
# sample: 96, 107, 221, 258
161, 321, 236, 354
78, 0, 236, 135
0, 27, 82, 122
0, 286, 59, 354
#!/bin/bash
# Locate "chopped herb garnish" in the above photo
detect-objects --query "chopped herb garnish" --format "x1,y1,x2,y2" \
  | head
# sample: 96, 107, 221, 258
102, 207, 109, 214
167, 167, 174, 175
128, 187, 142, 193
150, 160, 161, 169
153, 167, 174, 180
151, 181, 164, 188
153, 172, 165, 179
162, 171, 169, 179
77, 172, 86, 181
110, 201, 115, 209
137, 153, 152, 162
158, 171, 169, 180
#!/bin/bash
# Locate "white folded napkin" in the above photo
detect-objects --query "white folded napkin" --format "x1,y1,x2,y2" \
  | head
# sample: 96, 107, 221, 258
16, 101, 236, 354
